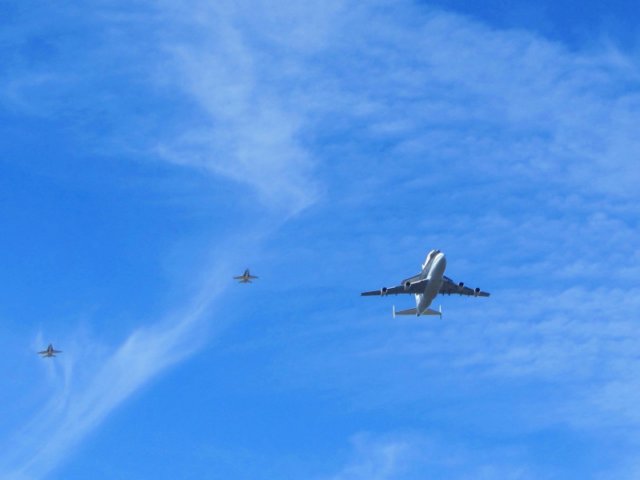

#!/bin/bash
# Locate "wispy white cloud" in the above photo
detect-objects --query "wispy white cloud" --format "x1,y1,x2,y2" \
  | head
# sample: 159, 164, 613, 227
326, 434, 413, 480
137, 2, 346, 217
0, 258, 232, 479
299, 6, 640, 203
0, 1, 327, 477
323, 432, 536, 480
1, 1, 324, 217
154, 2, 322, 215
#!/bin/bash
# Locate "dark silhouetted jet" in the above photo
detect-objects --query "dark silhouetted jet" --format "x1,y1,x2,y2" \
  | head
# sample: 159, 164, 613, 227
38, 344, 62, 358
233, 269, 258, 283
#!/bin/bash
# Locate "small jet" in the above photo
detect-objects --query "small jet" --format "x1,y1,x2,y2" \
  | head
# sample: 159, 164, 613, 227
38, 344, 62, 358
234, 269, 258, 283
361, 249, 490, 317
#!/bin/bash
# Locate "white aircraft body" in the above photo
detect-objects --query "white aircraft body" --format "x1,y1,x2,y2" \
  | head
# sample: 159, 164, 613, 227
234, 269, 258, 283
38, 344, 62, 358
361, 249, 490, 317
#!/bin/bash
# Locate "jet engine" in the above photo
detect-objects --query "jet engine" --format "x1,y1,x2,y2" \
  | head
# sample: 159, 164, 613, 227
404, 280, 412, 291
381, 287, 388, 296
458, 282, 464, 290
474, 287, 481, 297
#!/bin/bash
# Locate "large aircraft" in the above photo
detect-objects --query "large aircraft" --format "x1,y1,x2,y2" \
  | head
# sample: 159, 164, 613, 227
38, 344, 62, 358
361, 249, 489, 317
233, 269, 258, 283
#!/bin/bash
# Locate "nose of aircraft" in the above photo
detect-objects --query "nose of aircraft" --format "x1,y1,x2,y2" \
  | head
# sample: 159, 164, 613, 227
434, 252, 447, 271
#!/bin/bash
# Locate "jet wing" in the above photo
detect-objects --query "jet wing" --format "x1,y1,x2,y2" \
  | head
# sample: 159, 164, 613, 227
361, 285, 406, 296
361, 279, 429, 296
400, 273, 422, 285
439, 276, 490, 297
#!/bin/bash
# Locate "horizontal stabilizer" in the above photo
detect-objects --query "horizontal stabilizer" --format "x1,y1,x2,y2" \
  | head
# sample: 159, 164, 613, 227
392, 306, 442, 318
393, 306, 417, 317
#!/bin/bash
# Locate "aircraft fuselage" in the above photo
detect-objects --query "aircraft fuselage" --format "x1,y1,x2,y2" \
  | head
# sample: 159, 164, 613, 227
415, 250, 447, 314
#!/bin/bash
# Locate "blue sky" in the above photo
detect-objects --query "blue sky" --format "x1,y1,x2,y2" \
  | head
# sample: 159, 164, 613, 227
1, 0, 640, 478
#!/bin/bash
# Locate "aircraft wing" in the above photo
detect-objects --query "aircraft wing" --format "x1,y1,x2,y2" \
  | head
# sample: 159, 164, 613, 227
361, 285, 406, 296
361, 279, 429, 296
400, 273, 422, 285
439, 276, 490, 297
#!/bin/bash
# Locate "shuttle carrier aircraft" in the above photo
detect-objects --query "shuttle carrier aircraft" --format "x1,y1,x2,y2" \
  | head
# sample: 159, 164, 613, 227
361, 249, 489, 317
